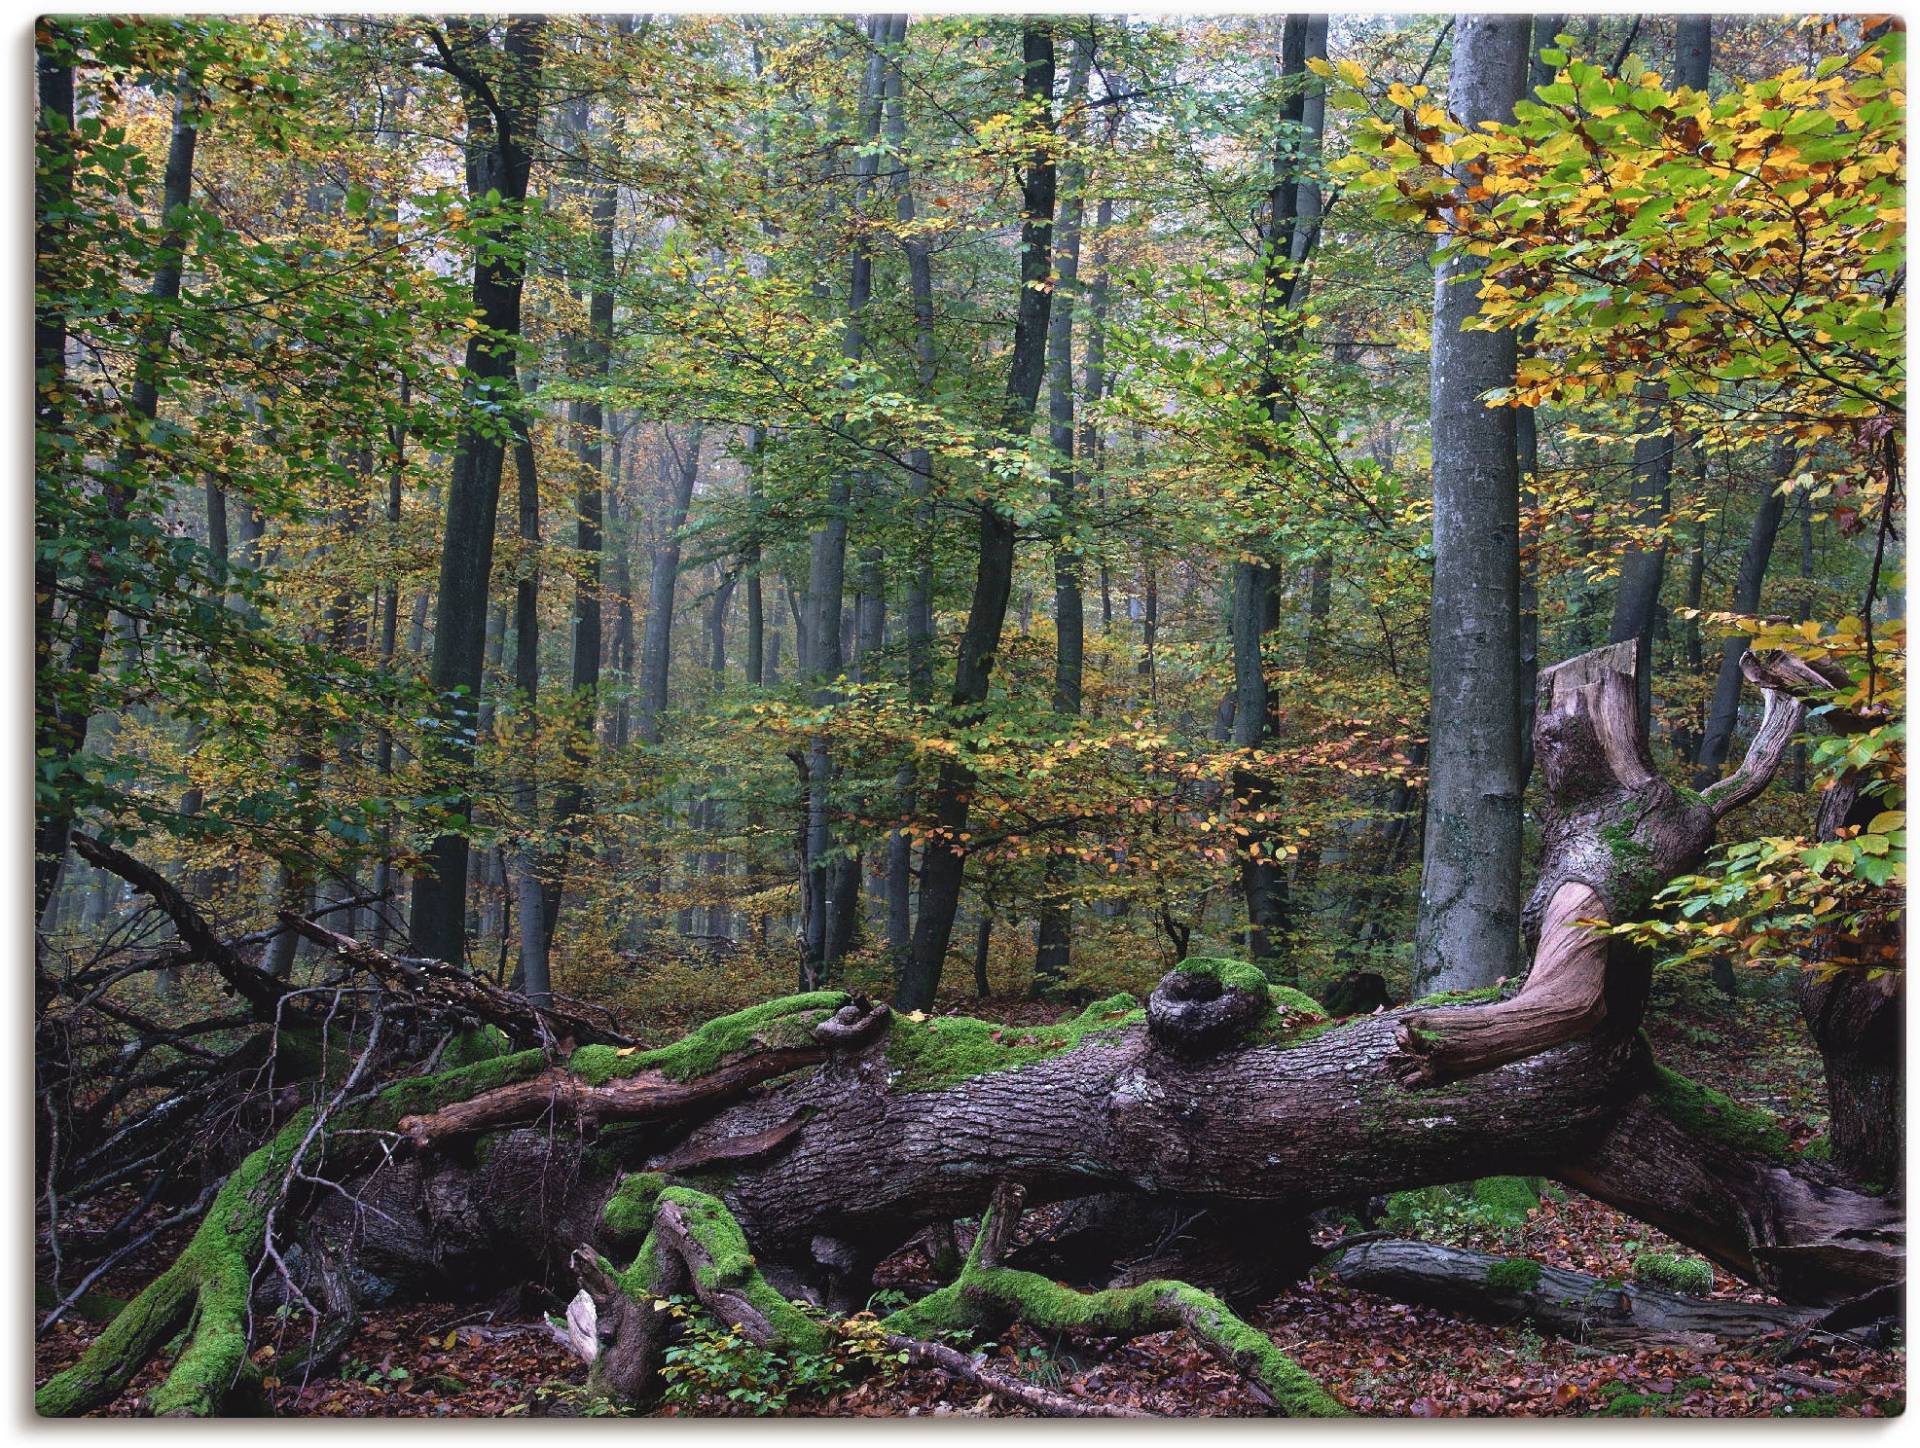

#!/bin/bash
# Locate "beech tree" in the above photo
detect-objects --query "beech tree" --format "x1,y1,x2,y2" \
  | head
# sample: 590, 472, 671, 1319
1410, 14, 1528, 996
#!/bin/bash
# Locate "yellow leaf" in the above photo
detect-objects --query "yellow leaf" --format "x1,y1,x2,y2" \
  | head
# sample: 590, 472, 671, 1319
1336, 58, 1366, 88
1868, 811, 1904, 835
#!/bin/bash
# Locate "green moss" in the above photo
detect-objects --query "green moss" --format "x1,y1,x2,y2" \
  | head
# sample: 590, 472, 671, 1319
374, 1048, 547, 1117
1600, 819, 1660, 911
602, 1172, 669, 1242
884, 999, 1144, 1093
1632, 1251, 1714, 1298
888, 1267, 1341, 1417
1485, 1258, 1544, 1293
1258, 1016, 1346, 1049
41, 1043, 579, 1418
442, 1024, 511, 1068
1410, 984, 1507, 1007
1602, 1391, 1665, 1417
1798, 1135, 1832, 1162
568, 992, 845, 1086
1471, 1176, 1541, 1227
39, 1110, 324, 1417
1172, 955, 1272, 993
1647, 1065, 1793, 1162
655, 1188, 832, 1355
1263, 983, 1327, 1017
880, 1186, 1338, 1416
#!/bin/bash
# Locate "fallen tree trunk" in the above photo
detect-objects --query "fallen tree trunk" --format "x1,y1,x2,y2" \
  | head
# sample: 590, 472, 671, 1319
1327, 1238, 1820, 1346
40, 644, 1897, 1418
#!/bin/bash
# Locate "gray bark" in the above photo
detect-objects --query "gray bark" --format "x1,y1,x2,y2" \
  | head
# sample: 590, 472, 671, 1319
803, 16, 896, 986
1035, 30, 1094, 990
1411, 14, 1528, 995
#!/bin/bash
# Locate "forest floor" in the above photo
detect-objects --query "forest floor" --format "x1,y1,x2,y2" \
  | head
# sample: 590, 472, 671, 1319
35, 966, 1904, 1418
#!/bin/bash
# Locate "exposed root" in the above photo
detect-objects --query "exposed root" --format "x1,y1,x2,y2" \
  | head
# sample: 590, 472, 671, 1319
37, 1048, 552, 1417
883, 1333, 1151, 1417
881, 1183, 1344, 1417
569, 1176, 1337, 1417
36, 1111, 313, 1417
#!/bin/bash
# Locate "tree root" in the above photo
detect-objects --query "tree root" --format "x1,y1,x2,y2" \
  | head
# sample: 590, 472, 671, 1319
36, 1111, 312, 1417
37, 1047, 553, 1417
570, 1177, 1341, 1417
880, 1184, 1343, 1417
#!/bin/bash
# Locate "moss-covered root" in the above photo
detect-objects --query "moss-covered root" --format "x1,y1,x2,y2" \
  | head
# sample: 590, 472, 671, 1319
895, 1266, 1342, 1417
39, 1050, 554, 1418
581, 1184, 835, 1407
650, 1187, 833, 1356
883, 1185, 1343, 1418
36, 1111, 314, 1418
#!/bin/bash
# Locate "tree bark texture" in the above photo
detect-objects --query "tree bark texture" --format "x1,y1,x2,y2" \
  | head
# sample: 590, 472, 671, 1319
1411, 14, 1528, 997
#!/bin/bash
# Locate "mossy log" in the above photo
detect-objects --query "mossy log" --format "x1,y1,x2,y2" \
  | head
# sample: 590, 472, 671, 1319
1328, 1238, 1820, 1346
39, 644, 1895, 1417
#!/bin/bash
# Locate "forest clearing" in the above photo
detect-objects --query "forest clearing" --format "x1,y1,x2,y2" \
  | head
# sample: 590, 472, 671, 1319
33, 9, 1905, 1420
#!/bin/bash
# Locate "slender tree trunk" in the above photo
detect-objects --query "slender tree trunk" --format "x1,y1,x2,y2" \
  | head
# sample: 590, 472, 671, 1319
883, 24, 939, 969
1410, 14, 1527, 996
409, 18, 545, 969
802, 17, 895, 987
38, 81, 196, 915
1229, 15, 1310, 975
1693, 447, 1794, 788
607, 436, 637, 750
371, 378, 407, 950
1034, 29, 1094, 992
744, 430, 766, 688
505, 422, 550, 1004
899, 24, 1056, 1012
635, 431, 702, 746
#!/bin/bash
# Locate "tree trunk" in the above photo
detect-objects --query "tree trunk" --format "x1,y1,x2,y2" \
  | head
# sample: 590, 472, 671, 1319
1692, 446, 1793, 788
635, 429, 702, 746
536, 75, 622, 962
1794, 665, 1903, 1187
1226, 15, 1313, 976
801, 18, 895, 988
1411, 14, 1527, 997
409, 18, 545, 969
898, 24, 1056, 1012
38, 81, 197, 916
509, 423, 550, 1005
1034, 30, 1094, 993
